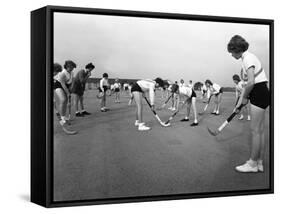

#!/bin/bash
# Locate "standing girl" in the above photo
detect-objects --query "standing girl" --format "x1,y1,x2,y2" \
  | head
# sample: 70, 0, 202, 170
99, 73, 110, 112
205, 80, 223, 115
228, 35, 270, 172
113, 78, 121, 103
131, 78, 165, 131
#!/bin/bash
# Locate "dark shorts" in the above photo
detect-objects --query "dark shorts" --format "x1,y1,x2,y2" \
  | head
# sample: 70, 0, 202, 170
71, 81, 84, 96
98, 86, 108, 92
53, 80, 63, 90
115, 88, 120, 92
191, 89, 197, 98
131, 83, 143, 93
214, 88, 223, 96
124, 86, 128, 91
249, 82, 270, 109
171, 84, 179, 93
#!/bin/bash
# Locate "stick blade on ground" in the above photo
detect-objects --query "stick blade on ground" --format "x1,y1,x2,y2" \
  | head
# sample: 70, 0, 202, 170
207, 126, 219, 136
62, 126, 78, 135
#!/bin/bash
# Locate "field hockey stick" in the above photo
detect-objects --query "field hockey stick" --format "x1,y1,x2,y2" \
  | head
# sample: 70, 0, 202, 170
67, 95, 72, 120
61, 124, 78, 135
164, 97, 189, 124
157, 93, 173, 110
199, 94, 213, 115
207, 104, 245, 136
143, 96, 171, 127
54, 106, 77, 135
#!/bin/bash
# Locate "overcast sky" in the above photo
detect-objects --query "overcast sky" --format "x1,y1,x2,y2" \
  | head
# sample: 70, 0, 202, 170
54, 12, 269, 87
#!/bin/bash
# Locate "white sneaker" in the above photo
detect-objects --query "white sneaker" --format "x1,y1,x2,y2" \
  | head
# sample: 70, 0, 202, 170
247, 115, 251, 121
257, 160, 264, 172
171, 107, 176, 111
235, 160, 258, 173
238, 115, 244, 120
168, 107, 173, 110
59, 119, 66, 126
135, 120, 141, 126
138, 123, 151, 131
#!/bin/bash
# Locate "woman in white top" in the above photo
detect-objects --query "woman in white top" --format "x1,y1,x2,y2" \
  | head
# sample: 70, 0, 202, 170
205, 80, 223, 115
99, 73, 110, 112
228, 35, 270, 173
53, 60, 76, 126
178, 85, 198, 126
232, 74, 250, 121
130, 78, 165, 131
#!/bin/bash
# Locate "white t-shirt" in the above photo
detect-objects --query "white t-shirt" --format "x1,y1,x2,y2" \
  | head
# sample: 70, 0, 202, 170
210, 83, 221, 94
179, 85, 193, 97
123, 83, 129, 89
187, 83, 193, 88
179, 83, 186, 87
100, 78, 109, 91
113, 82, 121, 89
168, 84, 172, 92
137, 79, 156, 105
202, 84, 207, 91
241, 51, 268, 84
54, 69, 73, 85
235, 81, 245, 96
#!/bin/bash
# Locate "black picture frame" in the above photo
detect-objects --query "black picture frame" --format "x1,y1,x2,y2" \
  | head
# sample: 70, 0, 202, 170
31, 5, 274, 208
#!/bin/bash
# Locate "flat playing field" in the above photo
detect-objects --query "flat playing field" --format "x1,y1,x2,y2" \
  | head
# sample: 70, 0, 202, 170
53, 89, 270, 202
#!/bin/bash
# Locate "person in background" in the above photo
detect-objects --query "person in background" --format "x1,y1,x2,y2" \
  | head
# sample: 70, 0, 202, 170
71, 62, 95, 117
232, 74, 251, 121
99, 73, 110, 112
113, 78, 121, 103
187, 80, 194, 88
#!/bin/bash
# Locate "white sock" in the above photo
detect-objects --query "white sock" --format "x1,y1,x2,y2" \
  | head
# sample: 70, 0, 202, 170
194, 119, 198, 123
248, 159, 257, 167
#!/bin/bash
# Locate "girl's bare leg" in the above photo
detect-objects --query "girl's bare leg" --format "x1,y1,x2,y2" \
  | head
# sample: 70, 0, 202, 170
191, 97, 198, 123
250, 104, 266, 161
133, 92, 143, 123
55, 88, 67, 117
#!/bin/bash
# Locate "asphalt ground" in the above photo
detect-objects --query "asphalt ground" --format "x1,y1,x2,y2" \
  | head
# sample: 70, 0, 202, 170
53, 89, 270, 201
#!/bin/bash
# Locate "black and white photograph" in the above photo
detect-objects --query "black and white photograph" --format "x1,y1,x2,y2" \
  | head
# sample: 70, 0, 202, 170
51, 9, 273, 204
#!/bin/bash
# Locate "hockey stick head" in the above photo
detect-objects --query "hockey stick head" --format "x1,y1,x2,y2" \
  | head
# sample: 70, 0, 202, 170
207, 126, 219, 136
162, 122, 171, 127
62, 127, 78, 135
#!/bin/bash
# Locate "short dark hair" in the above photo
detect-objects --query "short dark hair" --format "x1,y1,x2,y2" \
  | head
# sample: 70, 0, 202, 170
103, 73, 108, 78
232, 74, 241, 82
227, 35, 249, 54
154, 77, 165, 88
64, 60, 77, 69
205, 79, 213, 85
53, 63, 62, 75
85, 62, 95, 70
